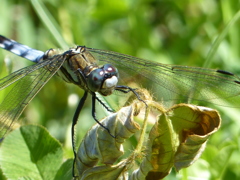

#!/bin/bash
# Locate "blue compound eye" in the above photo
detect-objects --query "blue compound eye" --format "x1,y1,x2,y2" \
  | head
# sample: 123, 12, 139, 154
103, 64, 118, 77
87, 64, 119, 93
87, 68, 104, 92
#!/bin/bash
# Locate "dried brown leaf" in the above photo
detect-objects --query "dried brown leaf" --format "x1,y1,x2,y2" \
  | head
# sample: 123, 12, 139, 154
140, 103, 221, 179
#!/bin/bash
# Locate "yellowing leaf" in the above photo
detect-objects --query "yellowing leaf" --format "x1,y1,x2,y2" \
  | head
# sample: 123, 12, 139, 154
143, 104, 221, 179
172, 105, 221, 171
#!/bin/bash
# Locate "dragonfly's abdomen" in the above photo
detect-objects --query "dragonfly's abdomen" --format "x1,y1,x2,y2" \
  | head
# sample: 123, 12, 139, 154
0, 35, 44, 62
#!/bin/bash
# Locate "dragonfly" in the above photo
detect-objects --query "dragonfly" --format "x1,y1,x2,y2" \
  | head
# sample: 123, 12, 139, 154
1, 35, 240, 176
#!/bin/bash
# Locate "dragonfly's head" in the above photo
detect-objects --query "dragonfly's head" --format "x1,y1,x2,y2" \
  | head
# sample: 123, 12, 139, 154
87, 64, 119, 96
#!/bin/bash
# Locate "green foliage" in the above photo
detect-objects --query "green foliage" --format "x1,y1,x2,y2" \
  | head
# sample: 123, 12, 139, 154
0, 0, 240, 179
0, 125, 72, 180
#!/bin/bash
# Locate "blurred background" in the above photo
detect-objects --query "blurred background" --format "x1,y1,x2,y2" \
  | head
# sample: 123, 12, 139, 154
0, 0, 240, 179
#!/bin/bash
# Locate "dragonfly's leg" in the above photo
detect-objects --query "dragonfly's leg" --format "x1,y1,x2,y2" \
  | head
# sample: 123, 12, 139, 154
115, 85, 148, 107
71, 91, 88, 177
115, 88, 132, 94
92, 93, 115, 138
95, 95, 115, 113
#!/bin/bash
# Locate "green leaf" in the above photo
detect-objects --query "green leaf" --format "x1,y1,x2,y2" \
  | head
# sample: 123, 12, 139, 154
54, 159, 73, 180
0, 125, 64, 180
0, 166, 6, 180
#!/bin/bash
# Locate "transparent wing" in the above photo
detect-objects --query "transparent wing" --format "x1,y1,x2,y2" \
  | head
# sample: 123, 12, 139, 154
87, 48, 240, 108
0, 55, 66, 138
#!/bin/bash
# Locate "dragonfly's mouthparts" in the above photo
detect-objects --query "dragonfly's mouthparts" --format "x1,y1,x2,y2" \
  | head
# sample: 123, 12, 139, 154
103, 76, 118, 88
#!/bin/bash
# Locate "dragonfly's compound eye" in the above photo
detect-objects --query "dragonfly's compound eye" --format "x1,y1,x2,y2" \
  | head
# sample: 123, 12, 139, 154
103, 64, 119, 78
87, 68, 105, 92
87, 64, 119, 94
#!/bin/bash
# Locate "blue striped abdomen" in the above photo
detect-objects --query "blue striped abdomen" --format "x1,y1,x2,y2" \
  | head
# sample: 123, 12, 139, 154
0, 35, 44, 63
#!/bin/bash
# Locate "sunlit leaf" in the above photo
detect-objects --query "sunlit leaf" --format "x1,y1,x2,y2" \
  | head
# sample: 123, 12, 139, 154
0, 125, 65, 180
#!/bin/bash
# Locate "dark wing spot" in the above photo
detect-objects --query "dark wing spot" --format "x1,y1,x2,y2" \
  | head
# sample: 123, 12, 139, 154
216, 69, 234, 76
234, 80, 240, 84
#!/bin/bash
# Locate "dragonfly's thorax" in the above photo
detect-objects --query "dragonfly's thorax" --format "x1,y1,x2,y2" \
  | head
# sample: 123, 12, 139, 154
44, 46, 94, 88
44, 46, 119, 96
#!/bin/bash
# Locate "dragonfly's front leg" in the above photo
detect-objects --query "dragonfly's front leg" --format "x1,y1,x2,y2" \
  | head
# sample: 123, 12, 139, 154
115, 85, 148, 107
91, 93, 115, 138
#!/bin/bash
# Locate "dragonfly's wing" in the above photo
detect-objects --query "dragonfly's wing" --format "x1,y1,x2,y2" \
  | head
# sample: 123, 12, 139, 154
87, 48, 240, 108
0, 55, 66, 138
